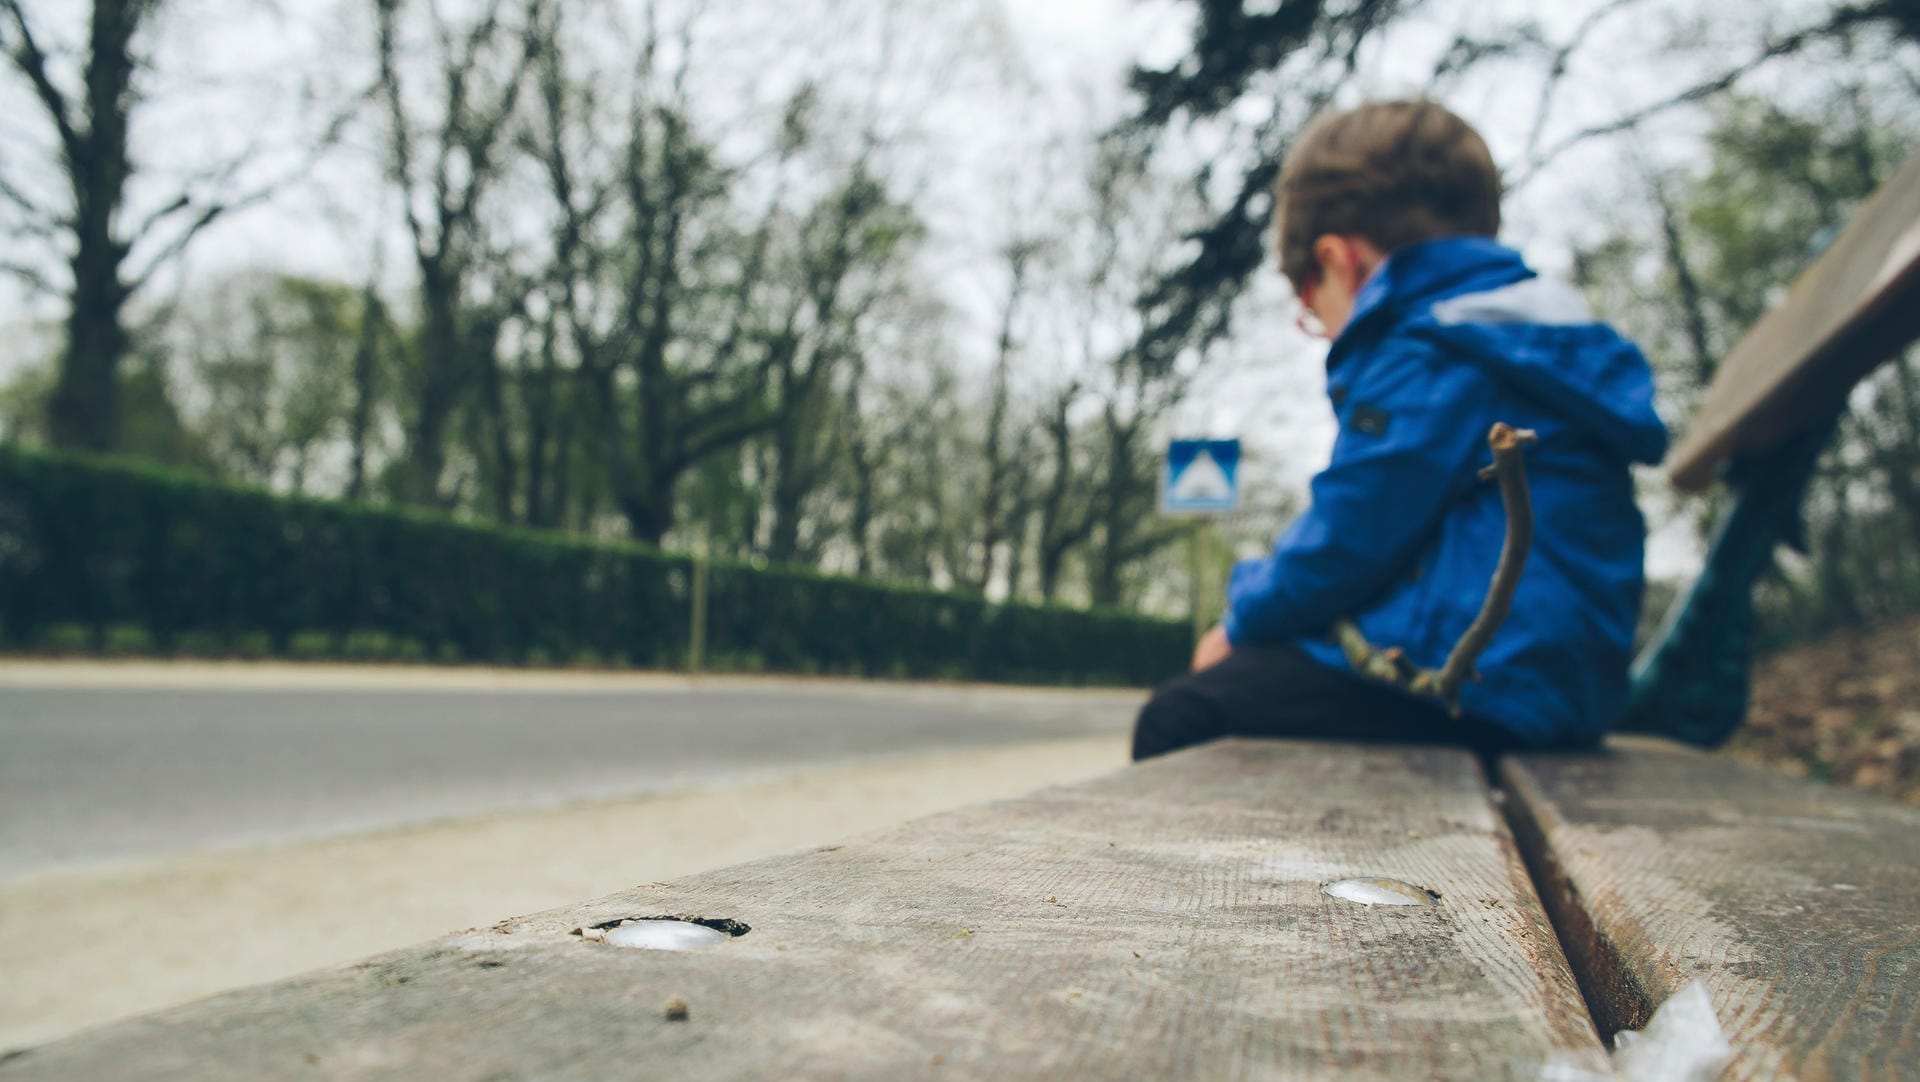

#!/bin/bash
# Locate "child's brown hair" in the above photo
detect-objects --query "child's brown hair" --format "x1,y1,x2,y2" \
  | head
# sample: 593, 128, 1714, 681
1275, 100, 1502, 289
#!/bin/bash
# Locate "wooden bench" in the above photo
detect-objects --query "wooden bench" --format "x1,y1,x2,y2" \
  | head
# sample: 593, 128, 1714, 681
1504, 740, 1920, 1078
8, 146, 1920, 1082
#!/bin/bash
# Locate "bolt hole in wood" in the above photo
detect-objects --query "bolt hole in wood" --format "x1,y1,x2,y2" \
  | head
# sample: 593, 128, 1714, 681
571, 915, 751, 951
1322, 878, 1442, 906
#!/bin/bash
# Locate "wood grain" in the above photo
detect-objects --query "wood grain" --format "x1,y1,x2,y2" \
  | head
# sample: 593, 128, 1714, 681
1, 741, 1606, 1081
1667, 147, 1920, 492
1503, 737, 1920, 1080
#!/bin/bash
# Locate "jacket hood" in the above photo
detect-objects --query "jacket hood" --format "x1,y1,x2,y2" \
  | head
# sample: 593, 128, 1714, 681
1335, 237, 1670, 465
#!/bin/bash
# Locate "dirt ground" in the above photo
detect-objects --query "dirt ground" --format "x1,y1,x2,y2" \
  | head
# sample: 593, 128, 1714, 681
1727, 612, 1920, 804
0, 733, 1129, 1053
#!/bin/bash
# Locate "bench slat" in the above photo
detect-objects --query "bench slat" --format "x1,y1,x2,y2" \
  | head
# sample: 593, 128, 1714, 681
2, 741, 1607, 1081
1667, 147, 1920, 492
1502, 738, 1920, 1078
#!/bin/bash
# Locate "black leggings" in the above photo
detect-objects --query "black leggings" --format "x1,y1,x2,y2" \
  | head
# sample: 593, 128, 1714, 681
1131, 642, 1521, 761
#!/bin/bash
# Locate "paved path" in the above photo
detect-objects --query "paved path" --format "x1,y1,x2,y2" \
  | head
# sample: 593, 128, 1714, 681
0, 665, 1140, 877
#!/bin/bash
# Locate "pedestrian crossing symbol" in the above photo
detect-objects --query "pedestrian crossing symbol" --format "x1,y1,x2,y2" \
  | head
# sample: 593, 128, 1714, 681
1162, 439, 1241, 515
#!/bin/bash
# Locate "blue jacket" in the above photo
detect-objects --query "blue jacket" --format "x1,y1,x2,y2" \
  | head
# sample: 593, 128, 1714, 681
1223, 237, 1668, 746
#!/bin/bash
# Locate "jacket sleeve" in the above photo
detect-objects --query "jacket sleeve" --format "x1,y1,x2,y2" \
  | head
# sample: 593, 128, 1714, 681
1223, 342, 1493, 646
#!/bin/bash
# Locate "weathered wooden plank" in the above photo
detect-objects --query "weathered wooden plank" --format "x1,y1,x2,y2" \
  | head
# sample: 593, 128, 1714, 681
1, 740, 1606, 1081
1667, 147, 1920, 492
1502, 738, 1920, 1079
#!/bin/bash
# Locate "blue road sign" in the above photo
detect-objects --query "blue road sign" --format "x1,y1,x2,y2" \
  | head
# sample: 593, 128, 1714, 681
1162, 439, 1241, 514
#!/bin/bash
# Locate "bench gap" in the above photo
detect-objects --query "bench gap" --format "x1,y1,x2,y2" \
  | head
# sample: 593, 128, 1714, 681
1487, 755, 1649, 1045
1455, 747, 1639, 1044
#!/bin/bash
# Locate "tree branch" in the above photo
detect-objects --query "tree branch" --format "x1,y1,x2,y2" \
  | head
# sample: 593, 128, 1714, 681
1116, 520, 1192, 564
710, 165, 790, 370
375, 0, 429, 252
1521, 0, 1652, 165
672, 404, 780, 472
0, 258, 57, 295
128, 193, 191, 244
447, 0, 547, 231
0, 168, 52, 226
1508, 5, 1890, 191
1426, 26, 1543, 91
125, 89, 363, 294
0, 0, 81, 161
1336, 423, 1538, 715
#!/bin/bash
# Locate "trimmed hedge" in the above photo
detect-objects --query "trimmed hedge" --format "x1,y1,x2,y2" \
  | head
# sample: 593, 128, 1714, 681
0, 446, 1187, 686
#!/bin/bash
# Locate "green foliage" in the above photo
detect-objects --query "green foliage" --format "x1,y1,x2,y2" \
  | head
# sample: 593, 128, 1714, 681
0, 445, 1186, 686
116, 351, 209, 472
1581, 86, 1920, 650
1688, 94, 1907, 342
0, 362, 54, 445
183, 275, 370, 486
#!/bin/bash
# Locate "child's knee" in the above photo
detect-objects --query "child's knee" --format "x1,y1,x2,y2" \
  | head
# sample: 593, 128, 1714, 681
1131, 684, 1218, 762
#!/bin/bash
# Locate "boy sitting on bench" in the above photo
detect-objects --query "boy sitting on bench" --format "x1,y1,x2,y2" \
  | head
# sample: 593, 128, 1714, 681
1134, 100, 1669, 760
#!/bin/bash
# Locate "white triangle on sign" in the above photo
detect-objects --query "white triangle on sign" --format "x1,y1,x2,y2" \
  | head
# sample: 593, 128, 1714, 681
1170, 448, 1233, 503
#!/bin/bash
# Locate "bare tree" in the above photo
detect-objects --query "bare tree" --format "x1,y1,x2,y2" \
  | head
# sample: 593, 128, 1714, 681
0, 0, 312, 450
522, 5, 925, 548
527, 10, 791, 544
759, 164, 918, 566
1064, 141, 1198, 608
832, 289, 951, 580
966, 237, 1041, 594
372, 0, 546, 505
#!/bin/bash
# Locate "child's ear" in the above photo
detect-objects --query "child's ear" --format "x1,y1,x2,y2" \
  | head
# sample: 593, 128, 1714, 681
1312, 235, 1383, 293
1311, 235, 1360, 291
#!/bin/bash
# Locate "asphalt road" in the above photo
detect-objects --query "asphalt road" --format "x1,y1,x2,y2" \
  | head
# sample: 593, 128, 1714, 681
0, 674, 1139, 878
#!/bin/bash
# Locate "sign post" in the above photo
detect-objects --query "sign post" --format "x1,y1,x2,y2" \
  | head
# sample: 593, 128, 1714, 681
1161, 439, 1241, 643
1188, 530, 1206, 643
689, 538, 709, 674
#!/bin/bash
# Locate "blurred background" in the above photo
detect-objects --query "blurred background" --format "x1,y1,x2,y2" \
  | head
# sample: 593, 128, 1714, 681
1, 0, 1917, 1053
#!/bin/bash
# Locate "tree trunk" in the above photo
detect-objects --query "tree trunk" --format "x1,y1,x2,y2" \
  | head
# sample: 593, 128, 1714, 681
766, 357, 806, 565
976, 358, 1011, 594
1037, 386, 1089, 603
1039, 546, 1068, 603
1814, 460, 1862, 627
846, 390, 878, 578
1003, 511, 1029, 602
1886, 352, 1920, 548
1090, 411, 1136, 609
43, 1, 140, 450
476, 324, 517, 523
49, 256, 129, 450
974, 248, 1030, 594
546, 375, 580, 532
523, 314, 561, 527
347, 282, 381, 501
619, 481, 674, 546
405, 264, 467, 507
1650, 173, 1717, 392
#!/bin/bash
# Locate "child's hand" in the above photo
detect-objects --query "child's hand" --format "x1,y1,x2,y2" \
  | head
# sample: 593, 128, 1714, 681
1191, 624, 1232, 672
